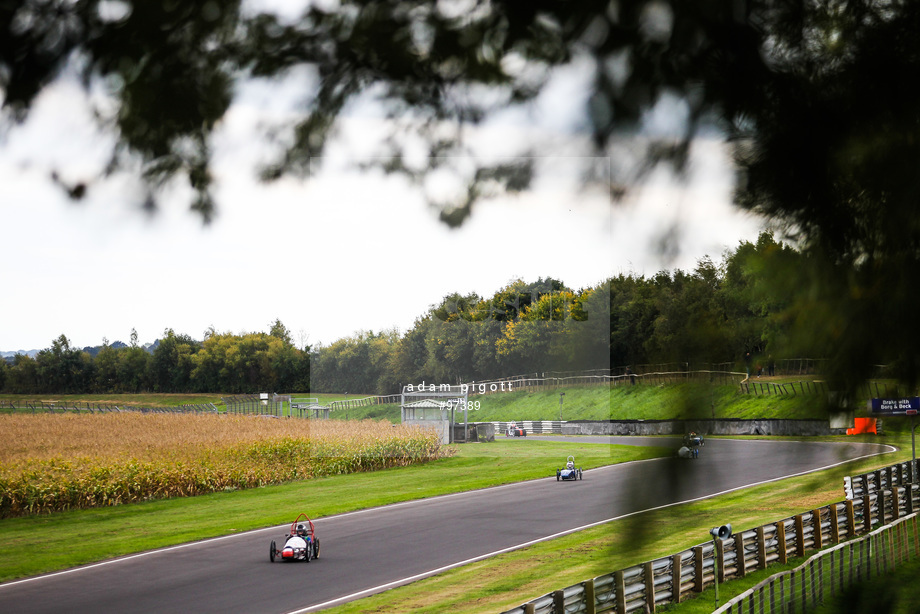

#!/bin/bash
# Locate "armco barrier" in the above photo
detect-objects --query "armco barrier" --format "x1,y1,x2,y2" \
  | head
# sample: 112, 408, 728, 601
561, 419, 845, 437
328, 394, 401, 411
490, 421, 563, 435
844, 459, 918, 501
502, 459, 916, 614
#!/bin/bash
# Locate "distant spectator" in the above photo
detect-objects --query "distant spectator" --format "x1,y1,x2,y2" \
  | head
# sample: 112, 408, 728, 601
767, 355, 775, 377
744, 352, 752, 378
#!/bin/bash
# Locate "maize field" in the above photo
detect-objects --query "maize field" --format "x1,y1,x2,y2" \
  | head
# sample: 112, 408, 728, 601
0, 413, 447, 517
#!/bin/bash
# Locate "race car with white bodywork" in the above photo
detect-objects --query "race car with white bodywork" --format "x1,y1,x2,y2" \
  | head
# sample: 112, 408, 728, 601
556, 455, 583, 481
269, 513, 320, 563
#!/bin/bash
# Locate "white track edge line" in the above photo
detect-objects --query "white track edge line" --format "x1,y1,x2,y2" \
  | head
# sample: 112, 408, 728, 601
0, 442, 894, 593
284, 444, 895, 613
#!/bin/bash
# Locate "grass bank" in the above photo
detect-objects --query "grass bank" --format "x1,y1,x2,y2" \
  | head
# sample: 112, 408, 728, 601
0, 380, 832, 423
313, 381, 833, 423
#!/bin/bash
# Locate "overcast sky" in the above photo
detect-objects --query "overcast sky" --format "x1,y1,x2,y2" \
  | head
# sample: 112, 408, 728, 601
0, 50, 765, 354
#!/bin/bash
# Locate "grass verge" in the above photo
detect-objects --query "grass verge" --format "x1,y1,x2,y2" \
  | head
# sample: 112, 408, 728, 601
0, 382, 833, 422
0, 438, 664, 583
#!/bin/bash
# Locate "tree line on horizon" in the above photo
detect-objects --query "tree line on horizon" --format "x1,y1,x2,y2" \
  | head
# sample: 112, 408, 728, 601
0, 232, 833, 396
0, 321, 309, 396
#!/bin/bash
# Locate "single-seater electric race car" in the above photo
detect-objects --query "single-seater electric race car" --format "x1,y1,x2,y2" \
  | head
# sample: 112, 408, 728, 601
678, 432, 704, 459
506, 422, 527, 437
556, 455, 583, 481
269, 513, 321, 563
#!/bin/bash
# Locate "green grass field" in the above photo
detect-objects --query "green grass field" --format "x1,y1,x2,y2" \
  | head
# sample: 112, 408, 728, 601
0, 382, 908, 613
0, 378, 837, 423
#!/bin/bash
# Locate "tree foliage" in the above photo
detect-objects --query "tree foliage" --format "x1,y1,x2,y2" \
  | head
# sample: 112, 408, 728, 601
0, 321, 309, 394
308, 237, 792, 393
6, 1, 920, 394
7, 1, 912, 229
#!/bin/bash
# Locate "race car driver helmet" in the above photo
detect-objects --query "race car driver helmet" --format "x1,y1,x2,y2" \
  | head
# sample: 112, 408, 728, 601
296, 524, 306, 536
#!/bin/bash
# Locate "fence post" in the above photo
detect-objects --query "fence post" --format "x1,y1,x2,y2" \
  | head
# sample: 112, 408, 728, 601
553, 590, 564, 613
829, 503, 840, 544
615, 570, 626, 614
644, 561, 655, 613
692, 546, 705, 593
863, 494, 873, 534
671, 554, 683, 604
795, 515, 806, 558
584, 579, 596, 614
734, 532, 746, 578
716, 539, 726, 583
777, 521, 788, 564
757, 526, 767, 570
813, 509, 824, 550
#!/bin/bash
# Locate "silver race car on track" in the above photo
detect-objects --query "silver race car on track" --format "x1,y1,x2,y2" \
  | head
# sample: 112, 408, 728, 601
270, 513, 321, 563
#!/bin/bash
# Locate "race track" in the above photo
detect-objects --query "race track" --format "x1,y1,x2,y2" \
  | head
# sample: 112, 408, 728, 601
0, 437, 893, 614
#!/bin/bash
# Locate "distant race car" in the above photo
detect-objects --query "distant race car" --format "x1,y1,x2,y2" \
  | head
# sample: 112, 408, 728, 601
270, 513, 320, 563
506, 422, 527, 437
556, 455, 583, 481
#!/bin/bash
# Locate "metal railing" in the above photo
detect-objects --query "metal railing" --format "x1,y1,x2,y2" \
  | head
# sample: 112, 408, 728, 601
328, 394, 401, 411
489, 421, 563, 435
0, 400, 219, 414
222, 394, 283, 416
739, 380, 829, 396
502, 459, 917, 614
716, 512, 920, 614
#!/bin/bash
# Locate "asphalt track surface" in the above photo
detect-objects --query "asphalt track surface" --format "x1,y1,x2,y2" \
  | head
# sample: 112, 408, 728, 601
0, 437, 894, 614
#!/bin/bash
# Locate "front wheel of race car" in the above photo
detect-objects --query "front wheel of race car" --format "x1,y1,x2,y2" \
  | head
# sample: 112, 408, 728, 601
313, 538, 320, 560
269, 540, 276, 562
